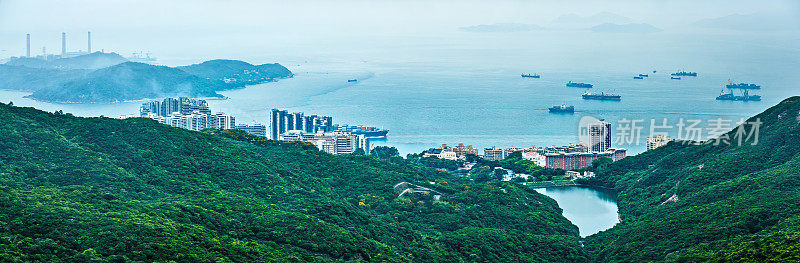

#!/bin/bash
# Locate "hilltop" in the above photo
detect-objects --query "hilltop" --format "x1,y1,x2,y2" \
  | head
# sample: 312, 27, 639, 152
0, 102, 586, 262
583, 96, 800, 262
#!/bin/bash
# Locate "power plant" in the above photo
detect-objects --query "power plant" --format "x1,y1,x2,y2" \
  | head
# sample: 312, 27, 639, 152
26, 34, 30, 57
22, 32, 93, 60
61, 32, 66, 56
14, 32, 156, 63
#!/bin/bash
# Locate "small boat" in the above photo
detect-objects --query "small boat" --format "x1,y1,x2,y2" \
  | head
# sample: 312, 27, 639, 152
633, 76, 644, 79
347, 79, 358, 82
671, 77, 681, 80
549, 104, 575, 113
522, 73, 540, 78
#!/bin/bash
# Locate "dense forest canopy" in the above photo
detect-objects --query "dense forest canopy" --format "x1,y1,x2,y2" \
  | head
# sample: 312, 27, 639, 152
583, 96, 800, 262
2, 96, 800, 262
0, 102, 585, 262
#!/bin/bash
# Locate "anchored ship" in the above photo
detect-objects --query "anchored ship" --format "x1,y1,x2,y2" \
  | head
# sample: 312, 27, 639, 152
347, 79, 358, 83
638, 74, 649, 77
671, 71, 697, 77
633, 76, 644, 79
726, 81, 760, 90
521, 73, 540, 78
333, 125, 389, 138
671, 77, 681, 80
566, 81, 593, 88
716, 89, 761, 101
548, 104, 575, 113
582, 92, 621, 101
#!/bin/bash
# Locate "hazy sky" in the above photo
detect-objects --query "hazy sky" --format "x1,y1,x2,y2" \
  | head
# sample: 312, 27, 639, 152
1, 0, 798, 62
2, 0, 798, 30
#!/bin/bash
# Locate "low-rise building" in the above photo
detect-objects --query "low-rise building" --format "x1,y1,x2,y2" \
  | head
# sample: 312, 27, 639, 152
423, 148, 459, 160
483, 147, 505, 161
522, 151, 547, 167
545, 148, 627, 171
441, 143, 479, 157
235, 123, 267, 137
646, 135, 673, 151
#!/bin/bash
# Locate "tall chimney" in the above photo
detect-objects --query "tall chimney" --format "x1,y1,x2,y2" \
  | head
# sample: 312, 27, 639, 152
26, 34, 30, 57
61, 32, 66, 56
87, 32, 91, 53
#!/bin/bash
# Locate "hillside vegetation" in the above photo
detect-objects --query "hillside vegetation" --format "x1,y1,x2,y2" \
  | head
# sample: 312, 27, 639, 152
0, 103, 585, 262
178, 59, 293, 86
583, 96, 800, 262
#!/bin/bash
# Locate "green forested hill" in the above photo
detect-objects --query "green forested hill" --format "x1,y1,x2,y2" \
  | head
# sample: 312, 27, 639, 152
0, 103, 585, 262
1, 55, 292, 103
178, 59, 293, 86
584, 96, 800, 262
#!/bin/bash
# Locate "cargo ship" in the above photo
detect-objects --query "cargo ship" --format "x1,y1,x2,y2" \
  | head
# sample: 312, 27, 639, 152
582, 92, 621, 101
716, 89, 761, 101
633, 76, 644, 79
548, 104, 575, 113
726, 81, 760, 90
638, 74, 649, 77
671, 71, 697, 77
521, 73, 540, 78
347, 79, 358, 83
566, 81, 593, 88
333, 125, 389, 138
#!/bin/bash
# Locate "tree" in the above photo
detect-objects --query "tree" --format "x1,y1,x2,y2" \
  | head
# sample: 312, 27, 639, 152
371, 146, 399, 159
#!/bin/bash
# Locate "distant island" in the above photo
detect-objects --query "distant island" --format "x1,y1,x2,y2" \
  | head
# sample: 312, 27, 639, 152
590, 23, 662, 33
551, 12, 634, 27
0, 53, 292, 103
460, 23, 544, 32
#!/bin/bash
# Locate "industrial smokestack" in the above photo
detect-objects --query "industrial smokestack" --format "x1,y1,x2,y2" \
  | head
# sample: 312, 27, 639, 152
61, 32, 66, 56
87, 32, 92, 53
26, 34, 30, 57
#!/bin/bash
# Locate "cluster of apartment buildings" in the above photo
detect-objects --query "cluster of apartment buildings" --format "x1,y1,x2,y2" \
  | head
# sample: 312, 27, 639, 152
424, 120, 627, 171
270, 109, 370, 155
136, 98, 236, 131
129, 103, 374, 156
269, 109, 334, 140
280, 130, 369, 155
